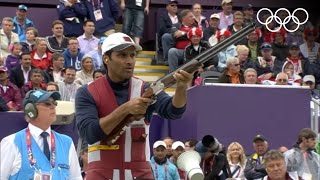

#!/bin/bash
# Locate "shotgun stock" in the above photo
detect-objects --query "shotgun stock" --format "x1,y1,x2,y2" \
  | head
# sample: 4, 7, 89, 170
106, 22, 257, 145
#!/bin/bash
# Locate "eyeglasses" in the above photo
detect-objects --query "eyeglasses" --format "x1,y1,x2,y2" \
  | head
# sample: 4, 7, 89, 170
38, 101, 58, 107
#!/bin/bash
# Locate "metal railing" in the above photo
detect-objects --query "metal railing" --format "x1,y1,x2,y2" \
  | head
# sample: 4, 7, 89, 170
311, 98, 320, 135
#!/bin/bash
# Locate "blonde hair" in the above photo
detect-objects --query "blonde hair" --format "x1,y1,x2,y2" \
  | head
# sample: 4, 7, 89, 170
236, 45, 249, 54
227, 142, 246, 167
234, 11, 244, 18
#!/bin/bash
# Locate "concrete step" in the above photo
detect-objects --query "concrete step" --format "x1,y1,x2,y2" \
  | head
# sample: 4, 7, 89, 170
164, 87, 176, 96
134, 65, 169, 73
137, 51, 156, 59
135, 57, 152, 66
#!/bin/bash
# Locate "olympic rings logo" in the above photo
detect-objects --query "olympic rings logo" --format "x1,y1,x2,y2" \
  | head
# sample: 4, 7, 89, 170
256, 8, 309, 33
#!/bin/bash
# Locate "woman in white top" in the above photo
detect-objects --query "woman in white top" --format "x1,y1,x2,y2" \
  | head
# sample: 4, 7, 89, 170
227, 142, 247, 179
75, 56, 94, 85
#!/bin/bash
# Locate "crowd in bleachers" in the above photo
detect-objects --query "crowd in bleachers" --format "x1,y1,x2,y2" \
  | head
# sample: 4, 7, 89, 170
0, 0, 320, 179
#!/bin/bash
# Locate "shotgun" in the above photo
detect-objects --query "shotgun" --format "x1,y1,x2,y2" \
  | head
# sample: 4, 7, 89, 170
106, 22, 257, 145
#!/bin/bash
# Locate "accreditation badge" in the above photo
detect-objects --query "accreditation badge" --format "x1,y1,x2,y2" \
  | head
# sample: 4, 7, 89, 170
94, 10, 103, 21
34, 170, 52, 180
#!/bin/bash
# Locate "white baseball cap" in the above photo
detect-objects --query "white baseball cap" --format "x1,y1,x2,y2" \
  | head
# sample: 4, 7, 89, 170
153, 140, 167, 149
303, 75, 315, 83
172, 141, 185, 150
210, 13, 220, 19
221, 0, 232, 5
101, 32, 142, 54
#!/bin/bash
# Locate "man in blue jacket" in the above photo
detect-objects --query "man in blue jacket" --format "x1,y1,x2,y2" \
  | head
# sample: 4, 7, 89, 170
83, 0, 119, 36
12, 5, 34, 42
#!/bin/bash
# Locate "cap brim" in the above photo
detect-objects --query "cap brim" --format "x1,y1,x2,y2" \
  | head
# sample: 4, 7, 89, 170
37, 91, 61, 103
168, 1, 178, 4
253, 138, 266, 142
112, 43, 142, 52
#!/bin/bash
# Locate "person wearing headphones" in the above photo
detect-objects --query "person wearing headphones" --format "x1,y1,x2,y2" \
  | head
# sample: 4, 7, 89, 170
0, 89, 82, 179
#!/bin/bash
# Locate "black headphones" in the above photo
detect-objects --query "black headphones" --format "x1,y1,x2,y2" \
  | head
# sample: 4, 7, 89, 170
24, 90, 38, 119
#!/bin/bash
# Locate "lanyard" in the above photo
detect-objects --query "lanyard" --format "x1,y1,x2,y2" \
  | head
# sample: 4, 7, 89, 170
26, 128, 56, 168
202, 159, 214, 174
155, 163, 167, 180
92, 0, 101, 10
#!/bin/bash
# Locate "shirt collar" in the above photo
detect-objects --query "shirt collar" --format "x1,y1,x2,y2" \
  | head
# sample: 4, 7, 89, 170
33, 52, 47, 60
28, 123, 51, 139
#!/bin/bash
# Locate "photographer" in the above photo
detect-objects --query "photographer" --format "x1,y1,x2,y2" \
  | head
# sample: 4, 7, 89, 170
196, 135, 232, 180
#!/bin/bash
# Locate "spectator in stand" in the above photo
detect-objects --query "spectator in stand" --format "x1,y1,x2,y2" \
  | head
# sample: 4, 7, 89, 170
0, 17, 20, 65
12, 5, 34, 42
219, 57, 244, 84
5, 42, 22, 75
121, 0, 150, 45
244, 134, 268, 180
168, 9, 195, 72
44, 52, 65, 83
93, 69, 106, 80
163, 137, 174, 158
216, 28, 237, 72
57, 0, 87, 37
286, 21, 304, 47
158, 0, 179, 61
20, 27, 38, 53
244, 28, 262, 62
236, 45, 255, 71
57, 66, 80, 101
184, 139, 197, 151
46, 20, 69, 53
31, 37, 52, 70
169, 141, 186, 179
77, 20, 99, 55
275, 72, 289, 85
271, 28, 289, 62
218, 0, 234, 29
227, 142, 246, 179
192, 3, 208, 29
184, 27, 216, 85
10, 52, 33, 88
260, 14, 275, 44
244, 68, 258, 84
203, 13, 220, 45
20, 68, 46, 98
0, 66, 22, 111
46, 81, 59, 92
85, 36, 105, 69
281, 61, 302, 86
263, 150, 301, 180
63, 37, 84, 71
83, 0, 119, 36
150, 141, 180, 180
75, 56, 94, 85
242, 4, 255, 27
228, 11, 246, 45
302, 75, 319, 99
285, 128, 320, 180
300, 27, 320, 63
286, 43, 309, 77
278, 146, 289, 154
255, 42, 283, 82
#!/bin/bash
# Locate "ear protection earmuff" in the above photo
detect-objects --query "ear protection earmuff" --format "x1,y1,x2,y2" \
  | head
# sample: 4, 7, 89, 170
24, 90, 38, 119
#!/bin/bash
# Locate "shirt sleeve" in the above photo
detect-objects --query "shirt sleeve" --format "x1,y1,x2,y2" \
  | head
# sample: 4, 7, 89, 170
75, 85, 107, 144
0, 134, 21, 179
68, 142, 82, 180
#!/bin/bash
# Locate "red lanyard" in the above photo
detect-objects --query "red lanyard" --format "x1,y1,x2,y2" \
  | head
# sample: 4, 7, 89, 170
154, 163, 167, 180
26, 128, 56, 168
202, 159, 214, 174
92, 0, 101, 10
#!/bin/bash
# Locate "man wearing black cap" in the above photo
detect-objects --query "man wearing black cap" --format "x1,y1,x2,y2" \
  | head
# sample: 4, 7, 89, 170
13, 4, 34, 42
0, 90, 82, 179
244, 134, 269, 180
242, 4, 255, 26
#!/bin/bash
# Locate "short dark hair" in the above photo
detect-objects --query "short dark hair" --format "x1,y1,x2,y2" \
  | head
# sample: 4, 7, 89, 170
46, 81, 59, 91
26, 27, 39, 37
20, 52, 31, 59
297, 128, 317, 144
65, 66, 76, 72
52, 20, 64, 28
52, 52, 64, 61
93, 69, 106, 78
263, 150, 285, 165
67, 37, 78, 45
185, 139, 198, 148
83, 19, 94, 26
30, 68, 43, 76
